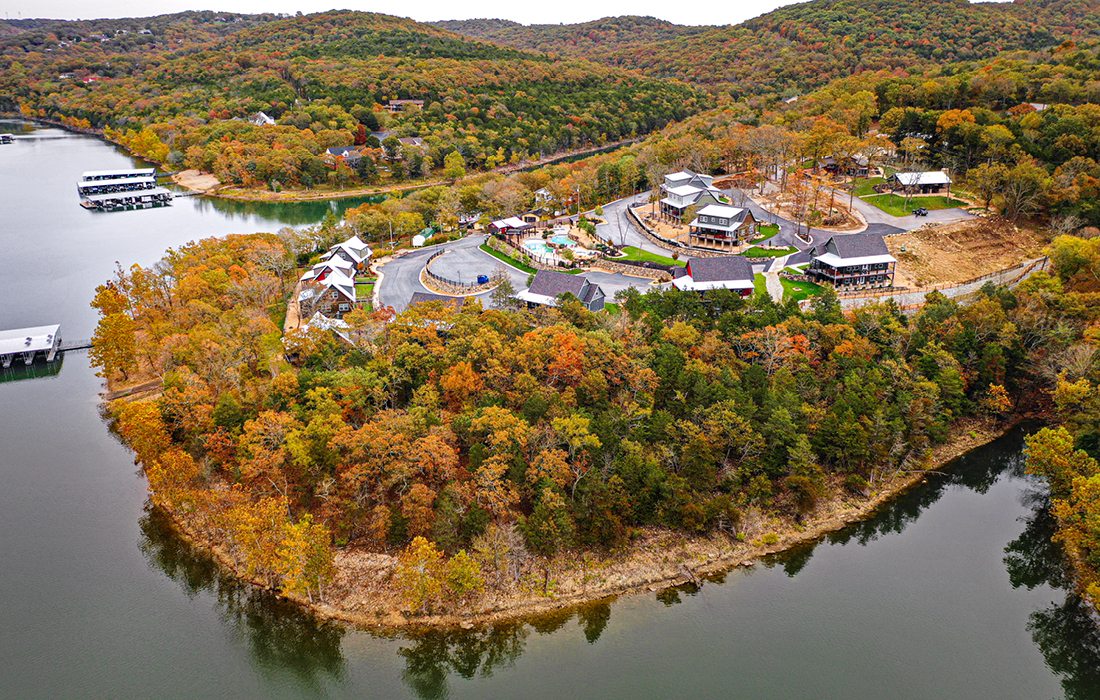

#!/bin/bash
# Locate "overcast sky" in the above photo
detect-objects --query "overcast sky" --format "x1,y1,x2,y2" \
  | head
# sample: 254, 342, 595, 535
2, 0, 815, 25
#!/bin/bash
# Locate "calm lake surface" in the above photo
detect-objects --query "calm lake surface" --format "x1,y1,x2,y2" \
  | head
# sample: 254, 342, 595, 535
2, 122, 1099, 699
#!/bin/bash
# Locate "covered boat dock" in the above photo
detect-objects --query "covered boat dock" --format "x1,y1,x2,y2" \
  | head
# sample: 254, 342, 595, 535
0, 325, 62, 368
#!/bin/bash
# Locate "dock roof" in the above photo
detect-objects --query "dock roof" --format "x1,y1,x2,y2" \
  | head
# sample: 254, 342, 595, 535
81, 168, 156, 179
0, 324, 60, 356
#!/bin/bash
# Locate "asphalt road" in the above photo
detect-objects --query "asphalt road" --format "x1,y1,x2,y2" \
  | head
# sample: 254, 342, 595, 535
376, 233, 657, 312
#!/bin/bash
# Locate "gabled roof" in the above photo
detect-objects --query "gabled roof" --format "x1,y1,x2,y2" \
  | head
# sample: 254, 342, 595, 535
667, 184, 705, 197
893, 171, 951, 186
685, 256, 753, 283
674, 256, 754, 291
528, 269, 589, 299
304, 269, 356, 302
326, 146, 361, 157
814, 233, 896, 267
409, 292, 465, 308
492, 216, 529, 230
323, 235, 372, 265
300, 256, 356, 282
696, 204, 748, 220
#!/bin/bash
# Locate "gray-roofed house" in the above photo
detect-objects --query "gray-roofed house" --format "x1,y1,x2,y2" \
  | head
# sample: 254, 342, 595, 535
888, 170, 952, 194
325, 145, 362, 166
409, 291, 466, 309
659, 169, 725, 222
516, 270, 606, 311
807, 233, 896, 289
672, 256, 755, 295
298, 268, 360, 319
688, 204, 758, 248
322, 234, 372, 271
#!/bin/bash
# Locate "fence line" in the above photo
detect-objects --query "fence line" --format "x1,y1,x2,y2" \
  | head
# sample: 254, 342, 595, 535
836, 256, 1049, 300
421, 249, 507, 295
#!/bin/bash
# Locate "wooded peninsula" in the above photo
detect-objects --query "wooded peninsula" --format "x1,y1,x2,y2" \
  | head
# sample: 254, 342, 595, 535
89, 225, 1098, 624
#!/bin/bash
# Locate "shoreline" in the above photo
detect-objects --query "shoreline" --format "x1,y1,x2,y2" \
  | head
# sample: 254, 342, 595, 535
9, 116, 636, 204
147, 416, 1020, 632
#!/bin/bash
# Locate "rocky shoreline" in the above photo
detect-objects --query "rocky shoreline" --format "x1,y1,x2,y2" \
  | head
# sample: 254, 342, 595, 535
149, 417, 1018, 632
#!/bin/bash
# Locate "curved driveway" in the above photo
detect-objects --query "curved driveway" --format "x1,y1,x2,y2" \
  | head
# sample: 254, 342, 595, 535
376, 234, 659, 312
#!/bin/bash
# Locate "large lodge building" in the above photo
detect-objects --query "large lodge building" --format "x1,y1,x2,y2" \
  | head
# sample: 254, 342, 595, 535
806, 233, 896, 289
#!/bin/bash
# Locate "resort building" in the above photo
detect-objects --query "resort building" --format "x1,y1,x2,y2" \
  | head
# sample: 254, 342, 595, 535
807, 233, 896, 289
298, 269, 359, 319
688, 204, 758, 248
489, 216, 534, 237
672, 256, 755, 296
889, 170, 952, 194
516, 270, 606, 311
300, 256, 357, 285
322, 235, 372, 272
659, 170, 725, 222
822, 154, 870, 177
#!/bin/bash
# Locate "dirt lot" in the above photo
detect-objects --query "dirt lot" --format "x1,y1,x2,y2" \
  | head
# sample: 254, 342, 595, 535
171, 169, 221, 192
887, 218, 1047, 287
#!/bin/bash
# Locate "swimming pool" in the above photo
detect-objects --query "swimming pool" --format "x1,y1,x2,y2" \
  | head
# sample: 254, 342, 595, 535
523, 233, 577, 258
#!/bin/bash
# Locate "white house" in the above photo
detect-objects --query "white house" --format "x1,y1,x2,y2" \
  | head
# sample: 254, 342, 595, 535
688, 204, 758, 247
300, 256, 357, 284
672, 256, 755, 296
322, 235, 372, 270
249, 111, 276, 126
659, 170, 724, 221
890, 170, 952, 194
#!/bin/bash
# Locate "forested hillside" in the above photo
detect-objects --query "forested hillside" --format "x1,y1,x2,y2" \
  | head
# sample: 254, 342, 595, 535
432, 16, 707, 59
442, 0, 1100, 96
0, 11, 703, 189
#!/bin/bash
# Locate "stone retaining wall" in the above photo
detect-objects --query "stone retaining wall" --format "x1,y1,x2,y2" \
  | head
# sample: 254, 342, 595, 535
422, 249, 507, 295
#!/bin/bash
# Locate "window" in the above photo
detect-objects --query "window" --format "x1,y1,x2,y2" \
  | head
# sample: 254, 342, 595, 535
338, 303, 350, 312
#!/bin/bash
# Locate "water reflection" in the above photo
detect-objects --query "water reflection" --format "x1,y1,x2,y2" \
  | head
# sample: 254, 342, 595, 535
766, 429, 1027, 577
188, 192, 387, 227
399, 624, 529, 699
0, 355, 64, 384
138, 507, 346, 690
1003, 488, 1100, 699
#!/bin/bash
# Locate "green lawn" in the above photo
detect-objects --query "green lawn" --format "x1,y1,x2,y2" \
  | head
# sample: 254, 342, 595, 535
780, 277, 826, 302
743, 246, 798, 258
852, 176, 885, 197
753, 273, 768, 297
861, 193, 968, 217
480, 243, 537, 274
355, 282, 374, 297
750, 223, 780, 244
479, 244, 582, 274
618, 246, 686, 267
602, 302, 621, 315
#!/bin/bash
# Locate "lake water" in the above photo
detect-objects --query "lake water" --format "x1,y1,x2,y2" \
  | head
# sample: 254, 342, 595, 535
1, 123, 1098, 699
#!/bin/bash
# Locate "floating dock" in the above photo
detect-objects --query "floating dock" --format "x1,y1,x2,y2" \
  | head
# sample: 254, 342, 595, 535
0, 324, 62, 368
78, 168, 172, 210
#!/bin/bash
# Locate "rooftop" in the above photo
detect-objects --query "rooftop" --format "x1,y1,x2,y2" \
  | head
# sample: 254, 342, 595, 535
0, 324, 60, 356
894, 171, 952, 186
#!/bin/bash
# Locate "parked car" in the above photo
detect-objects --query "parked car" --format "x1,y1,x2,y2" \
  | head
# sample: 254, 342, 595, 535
912, 207, 929, 217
